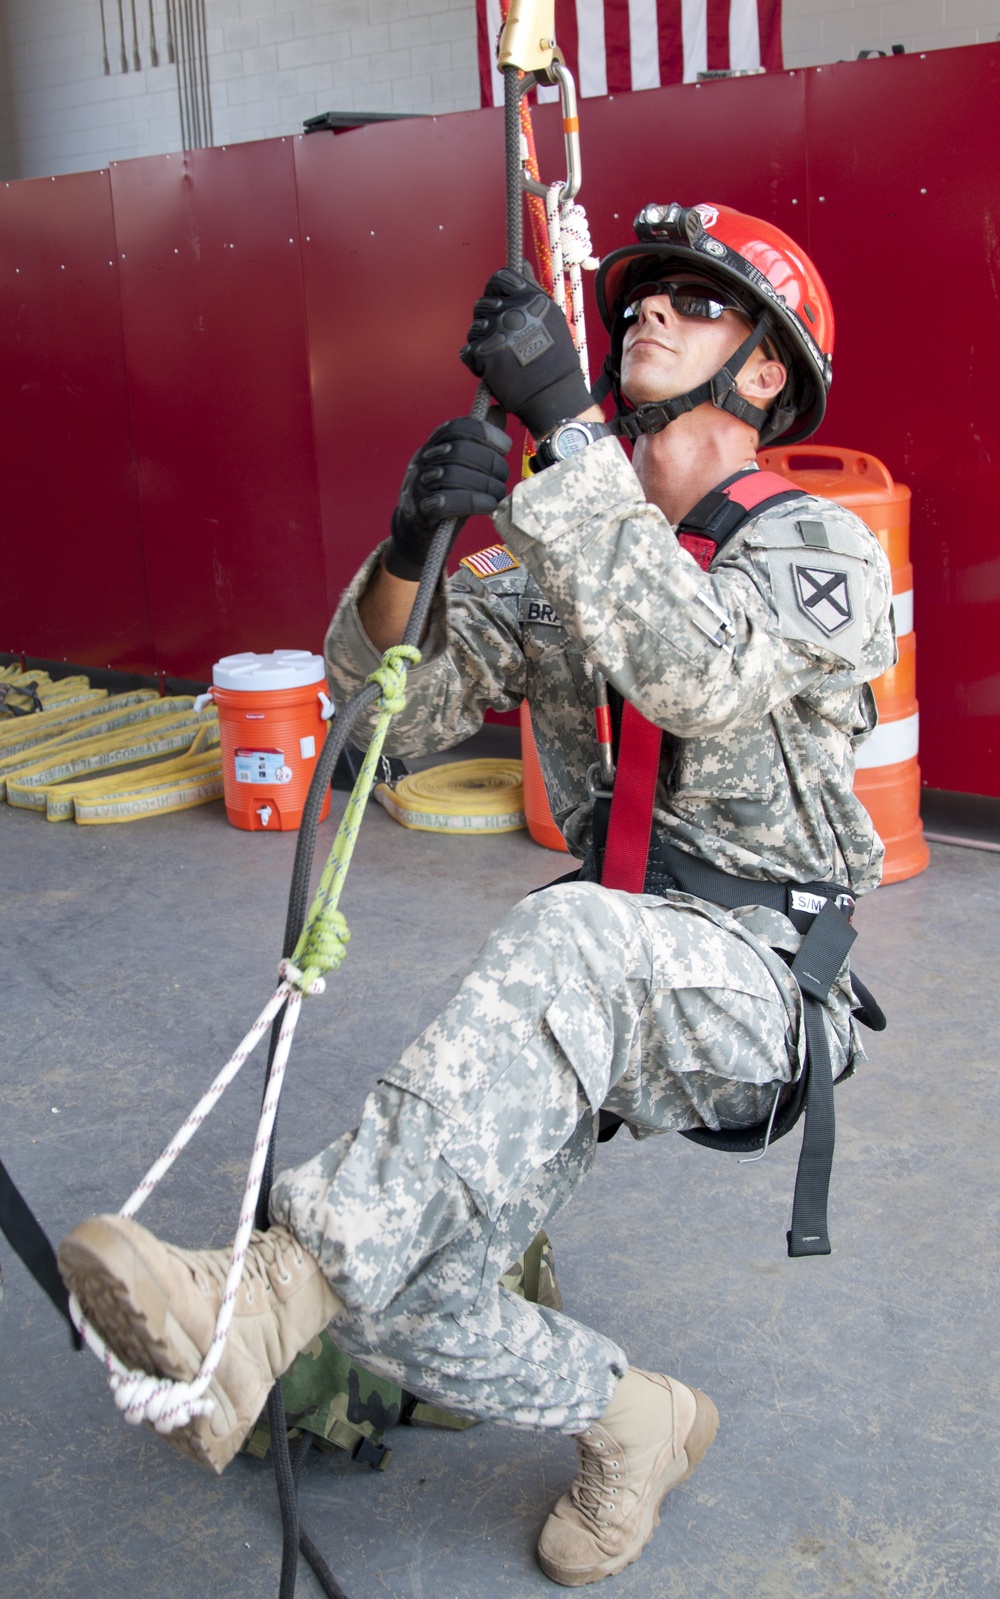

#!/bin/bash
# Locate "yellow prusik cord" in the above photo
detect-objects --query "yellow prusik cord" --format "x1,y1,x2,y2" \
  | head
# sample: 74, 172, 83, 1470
374, 758, 526, 835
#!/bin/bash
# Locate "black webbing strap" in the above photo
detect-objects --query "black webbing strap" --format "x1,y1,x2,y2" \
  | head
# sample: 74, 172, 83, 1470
644, 834, 856, 931
0, 1154, 81, 1348
0, 680, 44, 716
785, 901, 857, 1257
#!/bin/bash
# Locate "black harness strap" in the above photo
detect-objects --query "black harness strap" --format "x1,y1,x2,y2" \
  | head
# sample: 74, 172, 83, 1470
626, 835, 862, 1256
784, 903, 856, 1256
0, 1154, 81, 1348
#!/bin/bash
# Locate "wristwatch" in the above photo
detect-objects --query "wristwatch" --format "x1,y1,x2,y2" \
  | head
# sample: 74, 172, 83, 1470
533, 418, 612, 469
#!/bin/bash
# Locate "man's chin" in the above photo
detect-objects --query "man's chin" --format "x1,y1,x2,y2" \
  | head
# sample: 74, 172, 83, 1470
621, 383, 671, 408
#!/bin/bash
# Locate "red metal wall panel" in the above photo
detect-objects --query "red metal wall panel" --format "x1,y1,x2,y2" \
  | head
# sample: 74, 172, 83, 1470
293, 112, 512, 614
0, 169, 154, 672
804, 47, 1000, 795
109, 139, 328, 680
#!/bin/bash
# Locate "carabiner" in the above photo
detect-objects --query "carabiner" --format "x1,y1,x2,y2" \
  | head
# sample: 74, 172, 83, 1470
522, 58, 581, 204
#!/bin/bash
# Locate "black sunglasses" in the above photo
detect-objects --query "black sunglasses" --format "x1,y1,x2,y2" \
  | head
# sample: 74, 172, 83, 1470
620, 278, 747, 323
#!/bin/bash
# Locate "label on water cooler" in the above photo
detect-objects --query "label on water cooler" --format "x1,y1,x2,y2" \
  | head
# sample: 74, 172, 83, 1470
234, 748, 293, 785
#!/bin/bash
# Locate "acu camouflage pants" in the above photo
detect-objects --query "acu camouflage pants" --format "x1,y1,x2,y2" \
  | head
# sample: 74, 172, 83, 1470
270, 882, 803, 1436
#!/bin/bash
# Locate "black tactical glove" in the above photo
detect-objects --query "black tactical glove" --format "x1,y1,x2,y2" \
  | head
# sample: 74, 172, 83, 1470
460, 267, 593, 438
386, 416, 512, 581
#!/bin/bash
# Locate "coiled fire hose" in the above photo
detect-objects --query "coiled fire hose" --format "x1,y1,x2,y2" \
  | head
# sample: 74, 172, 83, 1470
375, 758, 526, 834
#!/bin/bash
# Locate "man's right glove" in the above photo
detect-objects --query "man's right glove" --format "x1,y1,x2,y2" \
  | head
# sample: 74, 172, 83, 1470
460, 267, 593, 438
385, 416, 512, 582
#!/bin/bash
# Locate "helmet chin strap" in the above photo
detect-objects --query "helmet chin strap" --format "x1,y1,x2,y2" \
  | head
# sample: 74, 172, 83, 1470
611, 314, 774, 441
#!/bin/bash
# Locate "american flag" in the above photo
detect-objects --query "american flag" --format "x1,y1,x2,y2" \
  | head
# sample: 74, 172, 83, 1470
460, 544, 522, 578
476, 0, 783, 106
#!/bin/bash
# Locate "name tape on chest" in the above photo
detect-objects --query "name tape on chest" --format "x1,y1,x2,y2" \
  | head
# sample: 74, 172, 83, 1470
523, 599, 562, 627
460, 544, 520, 580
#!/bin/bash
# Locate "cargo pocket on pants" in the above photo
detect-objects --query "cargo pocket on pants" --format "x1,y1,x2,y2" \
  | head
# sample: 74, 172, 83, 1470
435, 978, 615, 1223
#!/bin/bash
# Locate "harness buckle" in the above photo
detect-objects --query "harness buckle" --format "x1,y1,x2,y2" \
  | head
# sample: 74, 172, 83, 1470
586, 761, 614, 803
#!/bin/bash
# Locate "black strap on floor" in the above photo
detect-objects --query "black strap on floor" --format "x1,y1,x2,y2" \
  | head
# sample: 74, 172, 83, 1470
0, 1154, 81, 1349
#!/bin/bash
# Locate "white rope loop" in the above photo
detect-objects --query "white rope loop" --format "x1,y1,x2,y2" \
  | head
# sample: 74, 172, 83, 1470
71, 979, 305, 1432
278, 957, 326, 995
545, 181, 599, 389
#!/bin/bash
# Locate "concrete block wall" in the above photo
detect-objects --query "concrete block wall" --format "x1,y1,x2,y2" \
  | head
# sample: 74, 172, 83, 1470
782, 0, 999, 68
0, 0, 997, 181
0, 0, 480, 181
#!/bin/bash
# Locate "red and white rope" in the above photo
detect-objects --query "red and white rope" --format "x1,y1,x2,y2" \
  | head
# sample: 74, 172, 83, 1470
68, 978, 305, 1432
545, 182, 599, 387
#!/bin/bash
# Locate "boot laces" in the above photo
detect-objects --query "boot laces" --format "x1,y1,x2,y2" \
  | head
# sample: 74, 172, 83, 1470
569, 1429, 624, 1524
183, 1229, 306, 1302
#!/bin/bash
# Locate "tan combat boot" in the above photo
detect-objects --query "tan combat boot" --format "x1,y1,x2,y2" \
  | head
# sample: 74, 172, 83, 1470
537, 1367, 718, 1586
58, 1213, 342, 1474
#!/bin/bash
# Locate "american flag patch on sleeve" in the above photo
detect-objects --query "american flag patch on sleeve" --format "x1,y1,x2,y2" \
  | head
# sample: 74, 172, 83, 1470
459, 544, 520, 580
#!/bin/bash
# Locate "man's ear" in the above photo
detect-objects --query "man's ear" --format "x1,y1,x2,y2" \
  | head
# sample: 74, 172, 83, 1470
739, 355, 787, 404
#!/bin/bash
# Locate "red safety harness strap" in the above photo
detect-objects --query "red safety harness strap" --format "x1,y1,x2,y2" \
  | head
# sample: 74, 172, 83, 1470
600, 702, 663, 892
599, 470, 799, 893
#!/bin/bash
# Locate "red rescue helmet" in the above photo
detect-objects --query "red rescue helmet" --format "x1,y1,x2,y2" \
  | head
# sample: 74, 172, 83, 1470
595, 202, 834, 445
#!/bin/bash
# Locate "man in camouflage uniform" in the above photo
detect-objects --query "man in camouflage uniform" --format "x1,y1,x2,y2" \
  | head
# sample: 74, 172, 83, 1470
60, 202, 894, 1586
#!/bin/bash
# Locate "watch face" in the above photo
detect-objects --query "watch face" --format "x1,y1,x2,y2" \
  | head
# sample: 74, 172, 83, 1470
555, 423, 593, 458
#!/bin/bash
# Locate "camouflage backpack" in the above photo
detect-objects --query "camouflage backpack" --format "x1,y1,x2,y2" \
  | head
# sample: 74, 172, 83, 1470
243, 1229, 561, 1470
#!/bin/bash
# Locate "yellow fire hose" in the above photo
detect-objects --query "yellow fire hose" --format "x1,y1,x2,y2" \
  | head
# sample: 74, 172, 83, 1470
0, 681, 223, 823
6, 710, 219, 814
0, 692, 172, 770
374, 758, 525, 835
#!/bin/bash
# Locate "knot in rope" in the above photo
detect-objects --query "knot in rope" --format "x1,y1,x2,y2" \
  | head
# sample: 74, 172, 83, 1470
283, 909, 350, 993
366, 644, 421, 716
555, 199, 599, 270
109, 1369, 214, 1432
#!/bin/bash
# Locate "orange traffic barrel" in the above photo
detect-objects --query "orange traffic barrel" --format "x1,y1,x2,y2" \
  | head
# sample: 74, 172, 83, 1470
757, 445, 929, 884
520, 699, 568, 853
201, 650, 331, 832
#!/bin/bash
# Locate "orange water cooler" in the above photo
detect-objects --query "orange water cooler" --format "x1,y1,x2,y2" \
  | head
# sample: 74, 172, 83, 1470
201, 650, 331, 832
758, 445, 929, 884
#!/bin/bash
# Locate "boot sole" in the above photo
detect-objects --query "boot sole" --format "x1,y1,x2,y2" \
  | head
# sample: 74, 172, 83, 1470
58, 1218, 238, 1474
538, 1387, 720, 1587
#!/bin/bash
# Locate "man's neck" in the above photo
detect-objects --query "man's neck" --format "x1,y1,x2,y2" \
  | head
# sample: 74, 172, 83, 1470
632, 411, 759, 526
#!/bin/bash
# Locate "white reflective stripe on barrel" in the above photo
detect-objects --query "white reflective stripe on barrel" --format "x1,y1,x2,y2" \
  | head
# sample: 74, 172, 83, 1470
891, 588, 913, 637
855, 711, 919, 769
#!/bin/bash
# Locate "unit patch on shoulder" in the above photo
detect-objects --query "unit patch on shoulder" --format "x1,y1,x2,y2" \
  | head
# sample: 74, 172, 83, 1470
792, 564, 854, 636
460, 544, 520, 580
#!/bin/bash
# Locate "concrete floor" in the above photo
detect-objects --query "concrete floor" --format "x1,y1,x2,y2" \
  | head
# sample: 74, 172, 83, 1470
1, 728, 997, 1599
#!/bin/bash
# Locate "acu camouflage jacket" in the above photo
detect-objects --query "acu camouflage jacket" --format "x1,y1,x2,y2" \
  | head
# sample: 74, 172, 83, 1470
325, 437, 896, 900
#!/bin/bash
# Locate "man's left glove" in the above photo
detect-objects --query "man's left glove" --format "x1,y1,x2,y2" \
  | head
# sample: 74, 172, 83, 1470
385, 416, 512, 582
460, 267, 593, 438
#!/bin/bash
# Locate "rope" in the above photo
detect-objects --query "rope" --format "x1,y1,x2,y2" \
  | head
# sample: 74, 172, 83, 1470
285, 644, 421, 993
69, 643, 422, 1433
545, 181, 599, 389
